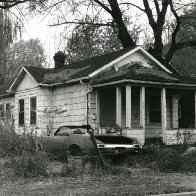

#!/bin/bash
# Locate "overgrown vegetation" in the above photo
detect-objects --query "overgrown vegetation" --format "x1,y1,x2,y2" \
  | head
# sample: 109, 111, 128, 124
0, 123, 49, 178
123, 143, 196, 173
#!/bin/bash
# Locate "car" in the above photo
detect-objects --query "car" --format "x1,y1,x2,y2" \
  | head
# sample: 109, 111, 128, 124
37, 125, 142, 157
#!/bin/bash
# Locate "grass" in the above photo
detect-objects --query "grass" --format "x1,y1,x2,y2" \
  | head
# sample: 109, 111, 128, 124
1, 159, 196, 196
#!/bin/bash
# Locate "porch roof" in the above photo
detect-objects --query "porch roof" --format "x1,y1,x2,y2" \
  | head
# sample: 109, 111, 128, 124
91, 64, 194, 86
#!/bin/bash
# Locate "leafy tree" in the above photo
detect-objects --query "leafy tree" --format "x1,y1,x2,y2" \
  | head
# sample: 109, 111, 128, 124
66, 17, 141, 63
6, 38, 46, 80
2, 0, 196, 68
0, 9, 22, 83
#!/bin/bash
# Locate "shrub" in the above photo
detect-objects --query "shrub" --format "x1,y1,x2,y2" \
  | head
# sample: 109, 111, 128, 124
0, 126, 36, 157
157, 148, 182, 172
9, 151, 49, 178
181, 150, 196, 172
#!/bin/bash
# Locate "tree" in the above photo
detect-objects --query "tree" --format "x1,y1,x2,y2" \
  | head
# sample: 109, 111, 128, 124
0, 9, 22, 83
65, 17, 141, 63
2, 0, 196, 68
5, 38, 46, 79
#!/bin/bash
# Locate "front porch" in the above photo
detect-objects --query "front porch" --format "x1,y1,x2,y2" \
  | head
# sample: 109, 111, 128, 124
93, 85, 196, 145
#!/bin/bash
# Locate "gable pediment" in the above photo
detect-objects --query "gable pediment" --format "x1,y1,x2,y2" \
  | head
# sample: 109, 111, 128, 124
8, 67, 38, 92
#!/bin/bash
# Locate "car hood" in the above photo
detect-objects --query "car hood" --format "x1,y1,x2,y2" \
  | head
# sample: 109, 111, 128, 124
94, 134, 135, 144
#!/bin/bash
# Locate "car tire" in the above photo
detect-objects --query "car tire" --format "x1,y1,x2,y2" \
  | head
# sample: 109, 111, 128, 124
69, 145, 83, 156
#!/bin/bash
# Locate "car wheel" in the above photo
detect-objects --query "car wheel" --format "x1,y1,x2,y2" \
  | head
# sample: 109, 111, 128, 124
69, 145, 83, 156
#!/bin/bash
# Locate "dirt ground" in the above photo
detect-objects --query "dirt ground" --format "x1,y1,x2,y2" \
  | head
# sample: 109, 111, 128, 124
1, 161, 196, 196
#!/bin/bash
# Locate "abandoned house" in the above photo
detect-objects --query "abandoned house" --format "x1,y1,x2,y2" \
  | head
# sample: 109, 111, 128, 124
1, 45, 196, 145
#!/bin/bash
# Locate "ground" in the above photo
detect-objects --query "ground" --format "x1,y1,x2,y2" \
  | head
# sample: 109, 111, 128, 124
1, 160, 196, 196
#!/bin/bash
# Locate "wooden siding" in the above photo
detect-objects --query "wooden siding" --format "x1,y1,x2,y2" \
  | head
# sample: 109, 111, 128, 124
114, 51, 154, 70
15, 88, 39, 134
16, 73, 37, 91
52, 84, 87, 130
37, 87, 53, 135
89, 90, 97, 128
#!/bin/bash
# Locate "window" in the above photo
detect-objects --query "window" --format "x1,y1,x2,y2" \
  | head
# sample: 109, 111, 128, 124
30, 97, 37, 125
149, 95, 161, 123
5, 103, 11, 118
19, 99, 25, 126
0, 103, 11, 119
0, 104, 4, 118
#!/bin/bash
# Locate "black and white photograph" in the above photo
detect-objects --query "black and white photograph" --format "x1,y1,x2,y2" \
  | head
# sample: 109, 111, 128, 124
1, 0, 196, 195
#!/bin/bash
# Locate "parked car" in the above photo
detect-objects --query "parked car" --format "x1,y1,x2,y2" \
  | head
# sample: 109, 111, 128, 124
37, 125, 142, 156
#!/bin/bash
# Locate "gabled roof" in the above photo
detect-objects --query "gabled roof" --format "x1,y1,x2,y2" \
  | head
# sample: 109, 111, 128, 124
92, 64, 179, 86
6, 45, 196, 94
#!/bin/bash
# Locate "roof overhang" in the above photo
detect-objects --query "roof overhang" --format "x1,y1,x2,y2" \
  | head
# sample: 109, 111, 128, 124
92, 79, 196, 89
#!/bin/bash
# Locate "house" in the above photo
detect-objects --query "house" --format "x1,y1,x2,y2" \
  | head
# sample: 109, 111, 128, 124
1, 46, 196, 145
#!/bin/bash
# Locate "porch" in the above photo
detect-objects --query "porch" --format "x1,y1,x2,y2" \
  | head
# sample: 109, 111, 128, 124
92, 85, 196, 145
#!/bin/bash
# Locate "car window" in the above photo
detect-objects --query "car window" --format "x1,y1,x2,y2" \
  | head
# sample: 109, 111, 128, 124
55, 127, 72, 136
72, 128, 87, 134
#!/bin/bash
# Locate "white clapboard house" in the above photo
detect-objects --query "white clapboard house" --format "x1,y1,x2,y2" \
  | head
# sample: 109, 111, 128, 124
1, 46, 196, 145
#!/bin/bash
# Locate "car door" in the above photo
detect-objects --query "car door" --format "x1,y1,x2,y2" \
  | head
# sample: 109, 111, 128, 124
49, 127, 71, 155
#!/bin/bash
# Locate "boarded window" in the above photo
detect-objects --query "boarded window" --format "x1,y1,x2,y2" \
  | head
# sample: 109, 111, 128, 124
5, 103, 11, 118
149, 95, 161, 123
19, 99, 24, 126
30, 97, 37, 125
0, 104, 4, 118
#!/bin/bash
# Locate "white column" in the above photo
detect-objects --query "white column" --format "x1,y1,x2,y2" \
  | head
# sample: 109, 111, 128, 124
126, 85, 132, 128
96, 89, 100, 128
172, 93, 178, 128
116, 87, 122, 127
161, 88, 167, 141
140, 86, 145, 129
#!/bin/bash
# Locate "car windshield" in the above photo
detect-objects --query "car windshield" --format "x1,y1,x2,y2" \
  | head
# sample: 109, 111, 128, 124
55, 127, 87, 136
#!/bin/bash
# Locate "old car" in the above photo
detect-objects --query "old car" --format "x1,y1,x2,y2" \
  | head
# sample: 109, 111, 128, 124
37, 125, 142, 156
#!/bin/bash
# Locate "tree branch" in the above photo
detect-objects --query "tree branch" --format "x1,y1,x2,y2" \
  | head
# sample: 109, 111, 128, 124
0, 0, 29, 9
153, 0, 160, 14
118, 2, 145, 12
170, 0, 181, 44
93, 0, 112, 15
49, 21, 113, 27
157, 0, 169, 28
143, 0, 156, 30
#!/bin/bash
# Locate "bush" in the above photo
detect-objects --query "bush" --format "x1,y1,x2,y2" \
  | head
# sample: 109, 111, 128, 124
181, 150, 196, 172
0, 127, 36, 157
9, 151, 49, 178
157, 148, 182, 172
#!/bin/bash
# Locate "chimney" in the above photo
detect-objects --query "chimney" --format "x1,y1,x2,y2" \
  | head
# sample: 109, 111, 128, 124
53, 51, 65, 69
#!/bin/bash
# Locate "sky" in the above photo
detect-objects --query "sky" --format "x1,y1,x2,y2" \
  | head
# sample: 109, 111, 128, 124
19, 0, 147, 67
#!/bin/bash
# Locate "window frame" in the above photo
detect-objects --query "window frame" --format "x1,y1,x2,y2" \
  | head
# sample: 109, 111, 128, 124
18, 99, 25, 126
30, 96, 37, 125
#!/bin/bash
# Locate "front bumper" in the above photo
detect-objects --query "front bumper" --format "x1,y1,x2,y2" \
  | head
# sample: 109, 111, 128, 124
98, 144, 142, 155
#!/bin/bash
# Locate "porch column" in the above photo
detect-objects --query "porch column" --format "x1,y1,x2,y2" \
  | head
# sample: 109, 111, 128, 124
172, 93, 178, 128
161, 88, 167, 141
126, 85, 132, 128
96, 89, 100, 128
140, 86, 145, 129
116, 86, 122, 127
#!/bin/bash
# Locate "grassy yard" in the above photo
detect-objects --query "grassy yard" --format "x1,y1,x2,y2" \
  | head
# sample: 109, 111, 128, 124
1, 159, 196, 196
